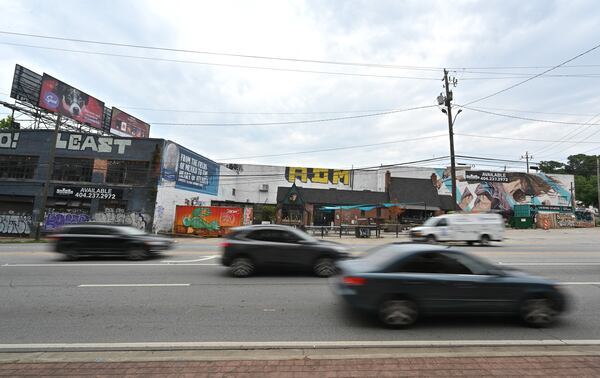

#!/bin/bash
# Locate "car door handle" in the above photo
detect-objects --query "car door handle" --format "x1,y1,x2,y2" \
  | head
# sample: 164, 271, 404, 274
452, 283, 477, 289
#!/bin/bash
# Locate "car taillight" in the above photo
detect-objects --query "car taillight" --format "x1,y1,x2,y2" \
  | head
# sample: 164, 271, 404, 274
343, 276, 367, 286
219, 242, 231, 248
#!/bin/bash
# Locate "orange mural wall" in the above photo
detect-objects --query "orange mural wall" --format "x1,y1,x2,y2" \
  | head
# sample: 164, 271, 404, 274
173, 206, 250, 237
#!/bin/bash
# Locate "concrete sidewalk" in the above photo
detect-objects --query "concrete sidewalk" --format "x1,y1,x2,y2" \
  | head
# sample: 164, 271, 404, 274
2, 345, 600, 377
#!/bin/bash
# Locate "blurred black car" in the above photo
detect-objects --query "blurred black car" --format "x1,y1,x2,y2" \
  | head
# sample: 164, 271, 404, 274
335, 243, 568, 328
49, 223, 174, 260
221, 224, 350, 277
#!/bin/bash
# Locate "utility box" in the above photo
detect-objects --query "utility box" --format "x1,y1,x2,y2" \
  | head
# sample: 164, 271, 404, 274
513, 204, 532, 217
511, 216, 534, 229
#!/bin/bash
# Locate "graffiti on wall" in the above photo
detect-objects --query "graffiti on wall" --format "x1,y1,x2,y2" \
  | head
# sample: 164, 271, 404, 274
0, 212, 31, 235
433, 169, 573, 215
45, 212, 90, 231
93, 208, 149, 230
285, 167, 351, 186
174, 206, 249, 236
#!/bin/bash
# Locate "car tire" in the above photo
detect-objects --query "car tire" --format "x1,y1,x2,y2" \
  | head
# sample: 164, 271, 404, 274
230, 257, 255, 277
520, 297, 557, 328
128, 247, 148, 261
378, 299, 419, 328
313, 257, 337, 277
426, 235, 436, 244
64, 248, 80, 261
480, 234, 491, 246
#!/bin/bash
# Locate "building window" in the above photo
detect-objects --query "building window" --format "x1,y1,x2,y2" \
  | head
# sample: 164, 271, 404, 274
232, 188, 236, 196
52, 157, 93, 182
106, 160, 149, 185
0, 155, 38, 179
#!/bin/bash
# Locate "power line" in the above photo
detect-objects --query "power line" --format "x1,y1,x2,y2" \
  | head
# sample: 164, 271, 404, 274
462, 41, 600, 106
0, 42, 441, 81
0, 30, 444, 72
149, 104, 438, 127
216, 135, 447, 160
455, 133, 600, 144
456, 105, 600, 126
4, 30, 600, 73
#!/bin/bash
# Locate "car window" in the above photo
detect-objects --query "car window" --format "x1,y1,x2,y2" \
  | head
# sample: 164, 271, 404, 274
443, 252, 493, 275
437, 219, 448, 227
394, 252, 473, 274
245, 229, 300, 243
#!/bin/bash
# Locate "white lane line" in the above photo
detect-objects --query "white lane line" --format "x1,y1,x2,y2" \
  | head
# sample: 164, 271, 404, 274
78, 284, 190, 287
1, 263, 219, 267
2, 340, 600, 350
161, 255, 218, 263
497, 262, 600, 266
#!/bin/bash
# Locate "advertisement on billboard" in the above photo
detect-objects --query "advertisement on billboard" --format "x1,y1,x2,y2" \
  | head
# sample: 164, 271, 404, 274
432, 169, 573, 215
110, 107, 150, 138
161, 141, 219, 195
38, 74, 105, 129
173, 206, 246, 236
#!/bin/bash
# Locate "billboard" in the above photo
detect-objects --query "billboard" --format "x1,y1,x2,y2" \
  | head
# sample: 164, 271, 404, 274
110, 107, 150, 138
38, 74, 105, 129
173, 206, 248, 236
161, 141, 219, 195
432, 169, 573, 215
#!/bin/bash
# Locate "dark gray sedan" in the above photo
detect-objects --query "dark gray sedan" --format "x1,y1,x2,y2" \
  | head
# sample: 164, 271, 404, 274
221, 224, 350, 277
335, 243, 568, 328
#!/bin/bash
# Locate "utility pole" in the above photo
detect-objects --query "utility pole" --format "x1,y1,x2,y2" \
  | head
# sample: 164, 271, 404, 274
597, 157, 600, 211
35, 115, 61, 240
439, 69, 459, 211
521, 151, 533, 174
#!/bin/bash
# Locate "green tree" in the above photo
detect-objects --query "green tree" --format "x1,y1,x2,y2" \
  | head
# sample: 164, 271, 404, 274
566, 154, 599, 177
539, 160, 565, 174
574, 175, 598, 207
0, 116, 14, 130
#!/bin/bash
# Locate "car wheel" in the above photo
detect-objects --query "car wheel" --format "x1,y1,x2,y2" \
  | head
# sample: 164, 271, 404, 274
313, 257, 336, 277
426, 235, 436, 244
520, 297, 557, 327
128, 248, 148, 261
379, 299, 418, 328
480, 234, 491, 246
64, 248, 80, 261
230, 257, 255, 277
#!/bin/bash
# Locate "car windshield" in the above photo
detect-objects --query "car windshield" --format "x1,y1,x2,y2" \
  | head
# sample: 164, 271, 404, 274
292, 228, 319, 243
423, 217, 439, 227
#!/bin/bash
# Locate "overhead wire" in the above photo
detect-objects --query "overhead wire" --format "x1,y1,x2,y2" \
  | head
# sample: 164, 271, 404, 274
462, 41, 600, 106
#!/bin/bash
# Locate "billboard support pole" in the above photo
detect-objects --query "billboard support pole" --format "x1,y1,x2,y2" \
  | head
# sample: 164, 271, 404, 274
35, 115, 61, 240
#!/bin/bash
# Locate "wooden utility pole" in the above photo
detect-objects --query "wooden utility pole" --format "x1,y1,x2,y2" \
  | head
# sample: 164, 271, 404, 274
597, 157, 600, 211
443, 69, 458, 211
521, 151, 533, 173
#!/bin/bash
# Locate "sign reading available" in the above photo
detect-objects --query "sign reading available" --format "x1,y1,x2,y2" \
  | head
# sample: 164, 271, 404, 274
54, 186, 123, 200
464, 171, 510, 183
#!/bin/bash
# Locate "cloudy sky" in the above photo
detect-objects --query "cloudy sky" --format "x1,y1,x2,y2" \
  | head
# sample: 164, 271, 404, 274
1, 0, 599, 171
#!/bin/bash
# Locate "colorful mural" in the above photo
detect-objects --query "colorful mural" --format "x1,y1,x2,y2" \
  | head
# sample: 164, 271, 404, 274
431, 169, 573, 215
173, 206, 250, 236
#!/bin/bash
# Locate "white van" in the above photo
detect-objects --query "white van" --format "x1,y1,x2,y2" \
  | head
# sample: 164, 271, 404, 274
409, 213, 504, 245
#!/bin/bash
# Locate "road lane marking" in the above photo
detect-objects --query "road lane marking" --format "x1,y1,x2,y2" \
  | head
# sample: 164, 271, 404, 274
1, 340, 600, 351
161, 255, 218, 263
1, 263, 219, 267
497, 262, 600, 265
560, 282, 600, 285
78, 284, 190, 287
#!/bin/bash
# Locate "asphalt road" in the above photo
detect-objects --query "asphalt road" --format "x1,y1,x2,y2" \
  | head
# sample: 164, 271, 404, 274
1, 229, 599, 345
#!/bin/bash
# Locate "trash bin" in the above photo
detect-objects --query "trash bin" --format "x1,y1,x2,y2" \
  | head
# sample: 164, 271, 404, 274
355, 226, 371, 238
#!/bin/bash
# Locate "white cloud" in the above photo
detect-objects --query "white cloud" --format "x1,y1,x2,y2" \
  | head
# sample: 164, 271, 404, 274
1, 0, 600, 170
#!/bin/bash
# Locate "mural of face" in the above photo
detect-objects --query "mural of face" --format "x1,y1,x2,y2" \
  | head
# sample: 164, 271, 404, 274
162, 142, 180, 182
